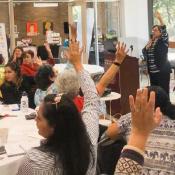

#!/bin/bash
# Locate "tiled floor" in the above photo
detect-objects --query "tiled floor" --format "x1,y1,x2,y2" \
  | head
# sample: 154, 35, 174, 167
139, 72, 175, 104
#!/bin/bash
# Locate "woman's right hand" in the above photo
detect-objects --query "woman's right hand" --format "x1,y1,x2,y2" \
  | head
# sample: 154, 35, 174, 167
146, 39, 153, 49
12, 54, 17, 62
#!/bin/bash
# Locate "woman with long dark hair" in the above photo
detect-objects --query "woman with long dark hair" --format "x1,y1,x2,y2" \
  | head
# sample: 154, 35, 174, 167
0, 62, 22, 104
10, 46, 24, 65
0, 62, 36, 108
17, 33, 101, 175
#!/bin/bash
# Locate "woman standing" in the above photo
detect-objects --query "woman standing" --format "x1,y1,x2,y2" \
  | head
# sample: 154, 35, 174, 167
142, 11, 171, 96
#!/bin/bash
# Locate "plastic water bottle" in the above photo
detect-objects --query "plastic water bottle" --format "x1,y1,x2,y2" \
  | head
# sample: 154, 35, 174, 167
20, 91, 29, 113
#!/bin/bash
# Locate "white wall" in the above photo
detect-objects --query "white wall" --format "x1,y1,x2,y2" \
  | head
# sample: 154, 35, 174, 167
120, 0, 149, 57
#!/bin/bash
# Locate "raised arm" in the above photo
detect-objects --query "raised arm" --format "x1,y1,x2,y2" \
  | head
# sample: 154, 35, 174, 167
115, 88, 162, 174
155, 11, 164, 26
67, 24, 100, 145
44, 42, 54, 59
96, 42, 128, 96
155, 11, 168, 42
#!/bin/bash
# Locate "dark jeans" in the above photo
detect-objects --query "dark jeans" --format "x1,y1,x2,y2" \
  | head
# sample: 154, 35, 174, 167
149, 72, 170, 96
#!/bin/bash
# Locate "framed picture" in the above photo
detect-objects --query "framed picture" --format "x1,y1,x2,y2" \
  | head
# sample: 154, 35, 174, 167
26, 22, 38, 36
43, 21, 53, 34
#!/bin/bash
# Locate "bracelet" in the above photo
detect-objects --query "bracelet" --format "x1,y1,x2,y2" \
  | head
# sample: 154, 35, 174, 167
113, 62, 121, 67
122, 145, 145, 157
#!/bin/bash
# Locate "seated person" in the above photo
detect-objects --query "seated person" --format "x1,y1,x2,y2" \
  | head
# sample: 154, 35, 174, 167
34, 65, 58, 106
105, 86, 175, 174
9, 46, 24, 65
21, 50, 42, 77
0, 62, 36, 108
17, 32, 162, 174
57, 68, 84, 112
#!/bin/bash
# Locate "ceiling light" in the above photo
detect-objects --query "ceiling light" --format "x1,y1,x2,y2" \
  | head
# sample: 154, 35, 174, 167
34, 3, 58, 8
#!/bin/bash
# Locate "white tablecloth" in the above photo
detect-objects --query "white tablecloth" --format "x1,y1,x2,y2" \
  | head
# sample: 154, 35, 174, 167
54, 63, 104, 76
0, 108, 41, 175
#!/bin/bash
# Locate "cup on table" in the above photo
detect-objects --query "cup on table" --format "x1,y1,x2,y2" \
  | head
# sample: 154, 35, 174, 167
0, 128, 8, 146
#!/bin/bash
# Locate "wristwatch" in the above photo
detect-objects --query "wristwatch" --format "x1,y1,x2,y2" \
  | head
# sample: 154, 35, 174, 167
113, 62, 121, 67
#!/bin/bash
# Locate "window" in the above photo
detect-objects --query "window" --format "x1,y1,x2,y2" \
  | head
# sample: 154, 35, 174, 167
153, 0, 175, 40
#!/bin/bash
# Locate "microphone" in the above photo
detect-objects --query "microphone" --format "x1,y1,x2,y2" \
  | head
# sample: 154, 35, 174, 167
130, 45, 133, 55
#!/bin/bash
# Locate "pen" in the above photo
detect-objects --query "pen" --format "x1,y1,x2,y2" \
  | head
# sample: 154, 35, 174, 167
12, 109, 20, 111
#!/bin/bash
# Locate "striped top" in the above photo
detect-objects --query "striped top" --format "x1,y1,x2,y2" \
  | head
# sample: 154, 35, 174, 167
143, 25, 169, 73
17, 69, 101, 175
146, 40, 160, 73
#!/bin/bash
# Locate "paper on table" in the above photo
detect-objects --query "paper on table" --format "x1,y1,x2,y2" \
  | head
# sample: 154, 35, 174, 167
0, 104, 19, 116
0, 104, 19, 111
5, 144, 25, 157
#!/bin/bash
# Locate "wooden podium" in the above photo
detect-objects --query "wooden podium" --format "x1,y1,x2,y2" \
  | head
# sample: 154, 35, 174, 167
104, 52, 139, 115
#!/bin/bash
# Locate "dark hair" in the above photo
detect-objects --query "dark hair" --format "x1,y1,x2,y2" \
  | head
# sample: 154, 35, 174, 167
35, 65, 55, 90
11, 46, 24, 65
0, 54, 4, 64
152, 25, 162, 32
40, 94, 92, 175
5, 62, 22, 86
147, 86, 175, 120
22, 50, 34, 59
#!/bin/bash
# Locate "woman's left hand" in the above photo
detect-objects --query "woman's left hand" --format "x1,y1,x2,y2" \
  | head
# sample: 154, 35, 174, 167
115, 42, 129, 64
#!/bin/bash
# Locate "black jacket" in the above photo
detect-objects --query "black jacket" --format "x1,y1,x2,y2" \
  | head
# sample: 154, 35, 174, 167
0, 76, 36, 108
142, 25, 171, 74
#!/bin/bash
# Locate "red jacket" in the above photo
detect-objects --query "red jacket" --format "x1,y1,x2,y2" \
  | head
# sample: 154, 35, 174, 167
21, 63, 38, 77
73, 96, 84, 112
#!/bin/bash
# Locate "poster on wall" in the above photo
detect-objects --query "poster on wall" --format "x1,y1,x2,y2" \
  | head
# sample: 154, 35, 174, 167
26, 22, 38, 36
43, 21, 53, 34
0, 23, 8, 63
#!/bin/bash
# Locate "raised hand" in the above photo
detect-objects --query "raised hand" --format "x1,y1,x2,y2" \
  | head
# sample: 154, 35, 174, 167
70, 23, 77, 42
66, 24, 83, 71
154, 11, 164, 26
154, 11, 162, 20
34, 56, 43, 66
115, 42, 129, 64
129, 88, 162, 137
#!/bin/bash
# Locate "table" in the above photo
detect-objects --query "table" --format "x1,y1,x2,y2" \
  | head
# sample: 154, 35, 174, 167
54, 63, 104, 76
100, 92, 121, 102
99, 92, 121, 126
0, 107, 42, 175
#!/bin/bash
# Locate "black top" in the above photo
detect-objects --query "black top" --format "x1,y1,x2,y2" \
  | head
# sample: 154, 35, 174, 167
0, 76, 36, 108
